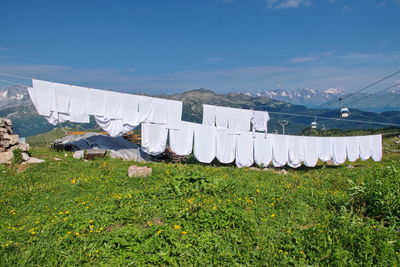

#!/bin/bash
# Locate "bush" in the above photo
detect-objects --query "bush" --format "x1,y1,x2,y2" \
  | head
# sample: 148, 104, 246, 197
12, 149, 24, 164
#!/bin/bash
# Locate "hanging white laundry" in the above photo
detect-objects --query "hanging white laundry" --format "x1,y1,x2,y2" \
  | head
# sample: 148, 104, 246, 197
228, 108, 252, 133
149, 98, 168, 124
51, 82, 70, 114
251, 110, 270, 132
288, 135, 304, 168
272, 134, 289, 167
346, 136, 360, 162
215, 106, 229, 129
88, 89, 106, 117
95, 116, 127, 137
202, 104, 216, 126
121, 93, 139, 127
332, 137, 347, 165
45, 111, 70, 125
141, 123, 168, 155
193, 124, 216, 163
370, 134, 382, 161
303, 136, 318, 167
216, 129, 237, 164
104, 91, 123, 119
169, 121, 195, 156
69, 85, 90, 123
359, 135, 371, 161
138, 95, 154, 123
166, 100, 182, 129
235, 131, 254, 168
31, 79, 52, 116
317, 136, 333, 162
254, 133, 274, 167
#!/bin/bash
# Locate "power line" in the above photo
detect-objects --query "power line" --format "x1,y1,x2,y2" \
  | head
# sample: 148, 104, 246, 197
345, 83, 400, 107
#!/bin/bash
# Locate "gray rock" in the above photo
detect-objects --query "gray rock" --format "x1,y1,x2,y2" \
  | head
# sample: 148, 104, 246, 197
84, 149, 106, 160
9, 143, 30, 152
25, 157, 45, 164
21, 152, 30, 161
73, 150, 84, 159
53, 157, 62, 161
0, 151, 13, 164
128, 165, 152, 177
279, 169, 288, 175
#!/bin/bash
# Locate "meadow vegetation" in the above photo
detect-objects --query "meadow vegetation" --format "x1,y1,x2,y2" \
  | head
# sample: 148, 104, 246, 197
0, 139, 399, 265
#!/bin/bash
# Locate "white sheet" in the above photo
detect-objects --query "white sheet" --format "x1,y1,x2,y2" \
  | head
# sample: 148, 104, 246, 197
31, 79, 52, 116
104, 91, 123, 119
69, 85, 90, 123
215, 106, 229, 129
370, 134, 382, 161
88, 89, 106, 116
121, 93, 139, 127
303, 136, 318, 167
150, 98, 168, 124
272, 134, 289, 167
95, 116, 127, 137
359, 135, 371, 160
202, 104, 216, 126
288, 135, 304, 168
51, 82, 70, 113
216, 129, 236, 164
194, 124, 216, 163
228, 108, 252, 133
141, 123, 168, 155
167, 100, 182, 129
138, 95, 154, 123
251, 110, 270, 132
235, 131, 254, 168
332, 137, 347, 165
346, 136, 360, 162
254, 133, 274, 167
169, 121, 195, 156
317, 136, 333, 162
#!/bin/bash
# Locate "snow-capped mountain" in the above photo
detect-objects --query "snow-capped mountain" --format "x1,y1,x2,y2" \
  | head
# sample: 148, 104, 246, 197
0, 85, 30, 110
240, 88, 346, 108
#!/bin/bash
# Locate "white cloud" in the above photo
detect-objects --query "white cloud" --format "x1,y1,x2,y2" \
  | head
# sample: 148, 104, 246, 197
266, 0, 312, 9
290, 56, 319, 63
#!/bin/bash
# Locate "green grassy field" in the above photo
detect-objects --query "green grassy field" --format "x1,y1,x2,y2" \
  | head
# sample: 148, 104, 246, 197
1, 142, 400, 265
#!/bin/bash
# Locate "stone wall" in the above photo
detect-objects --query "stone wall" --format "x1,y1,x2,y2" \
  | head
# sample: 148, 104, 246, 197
0, 118, 30, 164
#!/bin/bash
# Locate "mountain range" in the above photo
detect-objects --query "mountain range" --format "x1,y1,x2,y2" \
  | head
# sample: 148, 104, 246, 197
0, 85, 399, 137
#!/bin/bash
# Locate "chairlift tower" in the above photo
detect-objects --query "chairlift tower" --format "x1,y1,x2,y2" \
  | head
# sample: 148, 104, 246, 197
278, 120, 289, 135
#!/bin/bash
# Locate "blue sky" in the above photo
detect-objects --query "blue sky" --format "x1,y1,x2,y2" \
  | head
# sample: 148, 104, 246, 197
0, 0, 399, 94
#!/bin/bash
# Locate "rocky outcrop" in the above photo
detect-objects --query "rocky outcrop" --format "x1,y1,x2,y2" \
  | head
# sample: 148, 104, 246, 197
0, 118, 32, 164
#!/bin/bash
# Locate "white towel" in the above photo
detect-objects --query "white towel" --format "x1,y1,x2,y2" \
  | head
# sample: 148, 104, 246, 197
303, 136, 318, 167
31, 79, 52, 116
235, 131, 254, 168
359, 135, 371, 160
167, 100, 182, 129
216, 129, 236, 164
104, 91, 123, 119
69, 85, 90, 123
150, 98, 168, 124
138, 95, 154, 122
317, 136, 333, 162
272, 134, 289, 167
332, 137, 347, 165
288, 135, 304, 168
251, 110, 270, 132
95, 116, 126, 137
194, 124, 216, 163
88, 89, 106, 116
228, 108, 252, 133
141, 123, 168, 155
254, 133, 274, 167
51, 82, 70, 113
45, 111, 70, 125
121, 93, 139, 127
370, 134, 382, 161
169, 121, 195, 156
346, 136, 360, 162
215, 106, 229, 129
202, 104, 216, 126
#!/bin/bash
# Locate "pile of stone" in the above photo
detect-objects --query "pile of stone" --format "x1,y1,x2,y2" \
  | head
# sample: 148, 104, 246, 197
0, 118, 39, 164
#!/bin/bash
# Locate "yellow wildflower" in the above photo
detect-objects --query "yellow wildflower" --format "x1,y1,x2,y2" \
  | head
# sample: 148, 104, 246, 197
156, 230, 162, 235
181, 231, 188, 235
271, 214, 276, 218
174, 225, 181, 230
71, 178, 77, 185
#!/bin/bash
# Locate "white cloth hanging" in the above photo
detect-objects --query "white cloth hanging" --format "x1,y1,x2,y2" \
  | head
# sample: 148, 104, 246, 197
235, 131, 254, 168
303, 136, 318, 167
104, 91, 123, 119
169, 121, 195, 156
167, 100, 182, 129
216, 128, 236, 164
370, 134, 382, 161
215, 106, 229, 129
254, 133, 274, 167
150, 98, 168, 124
69, 85, 90, 123
251, 110, 270, 132
193, 124, 216, 163
332, 137, 347, 165
202, 104, 216, 126
317, 136, 333, 162
272, 134, 289, 167
31, 79, 52, 116
121, 93, 139, 127
359, 135, 371, 160
51, 82, 70, 114
346, 136, 360, 162
141, 123, 168, 155
138, 95, 154, 123
288, 135, 304, 168
228, 108, 252, 133
88, 89, 106, 116
94, 116, 130, 137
